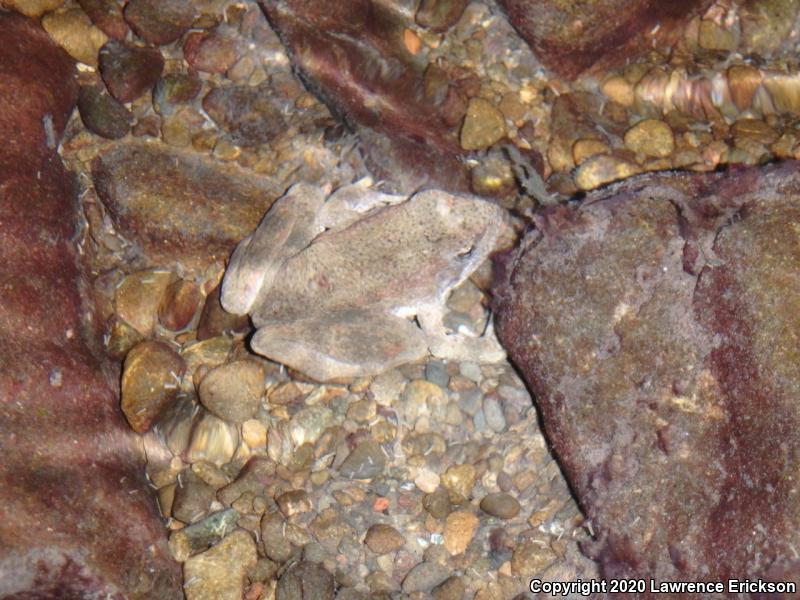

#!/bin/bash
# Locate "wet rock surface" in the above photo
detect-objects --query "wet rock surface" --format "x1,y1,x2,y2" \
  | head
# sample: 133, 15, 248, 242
0, 12, 180, 598
494, 161, 800, 589
91, 143, 281, 271
497, 0, 713, 79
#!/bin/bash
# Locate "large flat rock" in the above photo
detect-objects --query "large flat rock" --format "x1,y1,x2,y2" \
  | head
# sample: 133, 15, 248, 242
0, 12, 181, 598
494, 162, 800, 592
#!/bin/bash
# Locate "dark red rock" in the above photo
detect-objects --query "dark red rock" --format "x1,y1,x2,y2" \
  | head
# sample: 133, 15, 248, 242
91, 142, 280, 272
123, 0, 195, 46
497, 0, 712, 80
77, 83, 133, 139
259, 0, 471, 193
494, 162, 800, 591
0, 13, 180, 598
78, 0, 130, 40
99, 40, 164, 103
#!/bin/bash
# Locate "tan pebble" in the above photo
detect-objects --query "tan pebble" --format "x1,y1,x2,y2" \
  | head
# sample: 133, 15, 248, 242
184, 530, 257, 600
121, 340, 186, 433
242, 419, 267, 451
498, 92, 527, 122
186, 412, 239, 466
115, 269, 173, 337
441, 464, 476, 499
198, 360, 265, 424
727, 64, 763, 111
698, 19, 738, 51
601, 76, 634, 107
574, 155, 640, 191
443, 510, 478, 555
732, 118, 779, 145
364, 523, 406, 554
624, 119, 674, 158
180, 336, 233, 373
415, 467, 441, 494
104, 317, 143, 360
403, 28, 422, 54
157, 482, 177, 518
572, 138, 609, 165
5, 0, 63, 17
42, 8, 107, 66
275, 490, 312, 517
158, 278, 202, 331
511, 538, 557, 576
460, 97, 507, 150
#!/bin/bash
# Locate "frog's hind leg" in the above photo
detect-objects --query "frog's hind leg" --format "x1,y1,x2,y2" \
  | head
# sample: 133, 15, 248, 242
416, 304, 507, 364
250, 309, 428, 381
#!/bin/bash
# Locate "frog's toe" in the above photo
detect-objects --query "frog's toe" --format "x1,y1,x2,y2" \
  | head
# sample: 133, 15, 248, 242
250, 311, 428, 381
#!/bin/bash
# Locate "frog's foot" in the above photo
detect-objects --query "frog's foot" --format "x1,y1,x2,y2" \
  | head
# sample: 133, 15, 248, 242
250, 309, 428, 381
221, 183, 327, 314
416, 305, 507, 364
315, 178, 407, 231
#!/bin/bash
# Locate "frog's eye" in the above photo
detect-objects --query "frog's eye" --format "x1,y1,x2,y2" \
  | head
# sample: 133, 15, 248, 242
457, 244, 476, 260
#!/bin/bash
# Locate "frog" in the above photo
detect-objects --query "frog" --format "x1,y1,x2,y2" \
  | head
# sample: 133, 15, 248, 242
220, 179, 508, 381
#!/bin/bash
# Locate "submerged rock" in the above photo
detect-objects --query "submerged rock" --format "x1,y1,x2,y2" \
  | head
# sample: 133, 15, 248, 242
497, 0, 712, 79
0, 13, 180, 598
494, 162, 800, 589
259, 0, 471, 194
91, 142, 280, 272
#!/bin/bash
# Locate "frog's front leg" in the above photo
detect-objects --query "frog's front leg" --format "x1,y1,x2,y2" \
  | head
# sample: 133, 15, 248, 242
250, 308, 429, 381
221, 183, 327, 314
315, 178, 407, 232
416, 304, 506, 364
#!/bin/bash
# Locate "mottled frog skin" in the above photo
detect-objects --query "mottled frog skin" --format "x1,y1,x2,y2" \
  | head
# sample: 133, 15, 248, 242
221, 180, 507, 380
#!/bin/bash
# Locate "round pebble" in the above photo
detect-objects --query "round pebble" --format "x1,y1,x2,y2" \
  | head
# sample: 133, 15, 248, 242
121, 340, 186, 433
364, 523, 406, 554
99, 40, 164, 103
480, 492, 521, 520
123, 0, 194, 45
482, 395, 507, 433
77, 84, 132, 140
623, 119, 675, 158
198, 360, 265, 424
339, 439, 386, 480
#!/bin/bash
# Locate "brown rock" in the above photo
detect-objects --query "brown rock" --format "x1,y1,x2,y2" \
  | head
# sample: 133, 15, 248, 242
123, 0, 195, 45
202, 84, 286, 148
78, 0, 129, 39
364, 524, 405, 554
2, 0, 64, 17
415, 0, 469, 32
198, 360, 265, 424
196, 284, 251, 340
98, 40, 164, 103
91, 143, 280, 272
480, 492, 521, 520
121, 340, 186, 433
497, 0, 712, 79
158, 278, 202, 331
114, 269, 174, 337
78, 83, 133, 139
184, 31, 239, 74
494, 161, 800, 586
460, 98, 507, 151
184, 530, 257, 600
275, 561, 334, 600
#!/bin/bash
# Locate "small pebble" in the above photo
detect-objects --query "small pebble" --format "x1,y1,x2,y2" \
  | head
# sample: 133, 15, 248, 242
416, 0, 469, 32
158, 278, 202, 331
168, 508, 240, 562
574, 154, 640, 191
443, 510, 478, 555
186, 412, 239, 466
172, 471, 215, 524
423, 489, 452, 519
77, 84, 132, 140
624, 119, 675, 158
425, 360, 450, 388
339, 439, 386, 480
480, 492, 521, 520
458, 361, 482, 383
402, 560, 451, 593
275, 561, 335, 600
124, 0, 195, 45
42, 8, 108, 66
460, 98, 507, 150
511, 538, 558, 576
415, 467, 441, 494
198, 360, 265, 424
184, 530, 256, 600
99, 40, 164, 103
364, 523, 406, 554
184, 31, 239, 74
482, 395, 507, 433
432, 576, 466, 600
120, 340, 185, 433
78, 0, 128, 39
